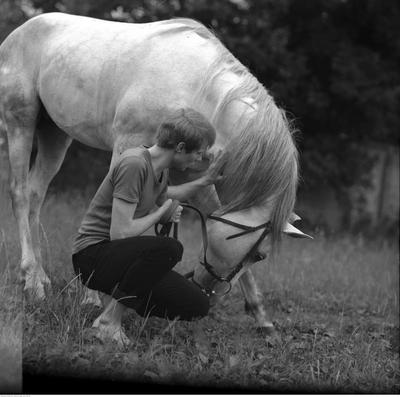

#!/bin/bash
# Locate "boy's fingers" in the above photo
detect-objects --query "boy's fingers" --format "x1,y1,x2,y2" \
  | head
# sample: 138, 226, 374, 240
206, 148, 223, 163
213, 149, 223, 162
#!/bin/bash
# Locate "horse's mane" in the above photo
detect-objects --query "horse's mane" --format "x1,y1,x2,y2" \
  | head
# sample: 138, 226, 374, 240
163, 18, 299, 246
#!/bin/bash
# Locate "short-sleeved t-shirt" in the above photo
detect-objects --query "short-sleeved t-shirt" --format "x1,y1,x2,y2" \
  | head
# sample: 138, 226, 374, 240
72, 146, 169, 254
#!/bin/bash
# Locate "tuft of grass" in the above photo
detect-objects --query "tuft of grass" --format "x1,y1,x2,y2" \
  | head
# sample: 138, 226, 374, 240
255, 232, 399, 321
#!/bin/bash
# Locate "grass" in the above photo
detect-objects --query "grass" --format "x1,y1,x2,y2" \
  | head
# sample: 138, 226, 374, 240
0, 155, 398, 393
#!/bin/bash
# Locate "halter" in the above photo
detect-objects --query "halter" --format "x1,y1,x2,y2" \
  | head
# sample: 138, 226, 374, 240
155, 203, 271, 297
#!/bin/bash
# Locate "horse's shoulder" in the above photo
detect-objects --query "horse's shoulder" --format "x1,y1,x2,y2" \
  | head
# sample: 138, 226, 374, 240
20, 12, 71, 28
28, 12, 87, 24
5, 12, 71, 42
152, 17, 216, 42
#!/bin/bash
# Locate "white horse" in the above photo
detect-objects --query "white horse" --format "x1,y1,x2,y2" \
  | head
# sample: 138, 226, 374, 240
0, 13, 310, 335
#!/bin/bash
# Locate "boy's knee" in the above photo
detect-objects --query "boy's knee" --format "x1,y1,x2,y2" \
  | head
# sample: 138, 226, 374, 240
182, 293, 210, 321
159, 237, 183, 262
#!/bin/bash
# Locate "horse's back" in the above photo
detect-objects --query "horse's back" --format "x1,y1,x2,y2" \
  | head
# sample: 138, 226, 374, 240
0, 14, 223, 148
0, 13, 219, 74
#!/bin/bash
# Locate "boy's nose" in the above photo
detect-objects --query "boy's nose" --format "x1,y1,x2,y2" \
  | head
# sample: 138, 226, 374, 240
202, 150, 213, 163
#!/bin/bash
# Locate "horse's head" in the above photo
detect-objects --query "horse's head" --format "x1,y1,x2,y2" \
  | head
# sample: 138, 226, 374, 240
192, 205, 311, 303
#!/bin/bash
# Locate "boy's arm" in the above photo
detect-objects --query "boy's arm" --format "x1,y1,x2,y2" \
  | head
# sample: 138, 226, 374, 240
167, 177, 209, 201
110, 198, 173, 240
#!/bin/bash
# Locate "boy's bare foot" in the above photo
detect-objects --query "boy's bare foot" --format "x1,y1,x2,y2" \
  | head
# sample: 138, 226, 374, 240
92, 318, 131, 348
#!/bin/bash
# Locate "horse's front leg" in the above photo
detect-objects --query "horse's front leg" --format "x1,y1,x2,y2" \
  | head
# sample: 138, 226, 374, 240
239, 270, 277, 336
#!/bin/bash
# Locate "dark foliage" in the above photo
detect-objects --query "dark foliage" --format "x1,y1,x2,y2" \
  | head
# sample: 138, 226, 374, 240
1, 0, 399, 193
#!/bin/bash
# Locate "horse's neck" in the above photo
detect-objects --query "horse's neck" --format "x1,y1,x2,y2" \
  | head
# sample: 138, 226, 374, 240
220, 205, 273, 227
197, 66, 257, 139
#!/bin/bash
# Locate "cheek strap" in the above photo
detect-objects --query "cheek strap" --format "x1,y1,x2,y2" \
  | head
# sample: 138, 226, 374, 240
208, 215, 271, 240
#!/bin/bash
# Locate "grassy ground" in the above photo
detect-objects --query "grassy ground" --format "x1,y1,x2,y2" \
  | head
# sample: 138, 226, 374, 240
0, 162, 398, 392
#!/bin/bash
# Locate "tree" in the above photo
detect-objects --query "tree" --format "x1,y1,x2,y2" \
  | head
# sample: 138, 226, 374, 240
0, 0, 27, 42
1, 0, 399, 203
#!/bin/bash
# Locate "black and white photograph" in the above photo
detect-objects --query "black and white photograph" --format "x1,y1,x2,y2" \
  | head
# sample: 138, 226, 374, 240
0, 0, 398, 394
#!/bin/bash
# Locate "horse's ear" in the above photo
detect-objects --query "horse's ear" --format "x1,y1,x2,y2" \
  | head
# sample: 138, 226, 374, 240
288, 212, 301, 223
283, 222, 313, 239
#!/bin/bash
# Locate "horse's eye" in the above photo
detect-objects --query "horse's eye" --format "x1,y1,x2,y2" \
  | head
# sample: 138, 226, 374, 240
254, 252, 266, 262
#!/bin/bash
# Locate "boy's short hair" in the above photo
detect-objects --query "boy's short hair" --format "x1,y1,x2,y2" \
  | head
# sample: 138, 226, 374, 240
156, 108, 216, 152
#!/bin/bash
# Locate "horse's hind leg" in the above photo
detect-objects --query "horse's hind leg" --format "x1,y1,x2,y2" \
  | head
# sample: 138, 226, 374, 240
28, 118, 72, 292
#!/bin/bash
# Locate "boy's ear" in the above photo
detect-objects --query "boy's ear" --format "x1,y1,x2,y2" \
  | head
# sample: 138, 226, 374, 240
176, 142, 186, 153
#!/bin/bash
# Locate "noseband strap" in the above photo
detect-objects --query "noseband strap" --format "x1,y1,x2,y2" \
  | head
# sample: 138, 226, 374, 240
155, 203, 271, 297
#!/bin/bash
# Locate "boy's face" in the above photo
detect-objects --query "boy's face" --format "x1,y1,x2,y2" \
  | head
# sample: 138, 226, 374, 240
172, 142, 209, 171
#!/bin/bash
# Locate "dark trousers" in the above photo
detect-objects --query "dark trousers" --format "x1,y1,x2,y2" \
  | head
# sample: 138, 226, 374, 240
72, 236, 209, 321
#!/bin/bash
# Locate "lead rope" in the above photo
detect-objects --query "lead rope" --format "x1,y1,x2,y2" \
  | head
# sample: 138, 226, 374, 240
154, 220, 178, 240
154, 204, 193, 279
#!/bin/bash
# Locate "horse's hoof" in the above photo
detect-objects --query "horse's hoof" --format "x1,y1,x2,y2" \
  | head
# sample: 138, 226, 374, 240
38, 271, 51, 286
24, 287, 44, 301
256, 326, 281, 345
23, 270, 51, 301
256, 325, 277, 336
24, 281, 47, 301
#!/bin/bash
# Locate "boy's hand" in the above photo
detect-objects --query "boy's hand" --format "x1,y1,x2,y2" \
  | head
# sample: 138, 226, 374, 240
158, 199, 182, 224
157, 199, 172, 223
170, 205, 183, 223
201, 149, 225, 186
